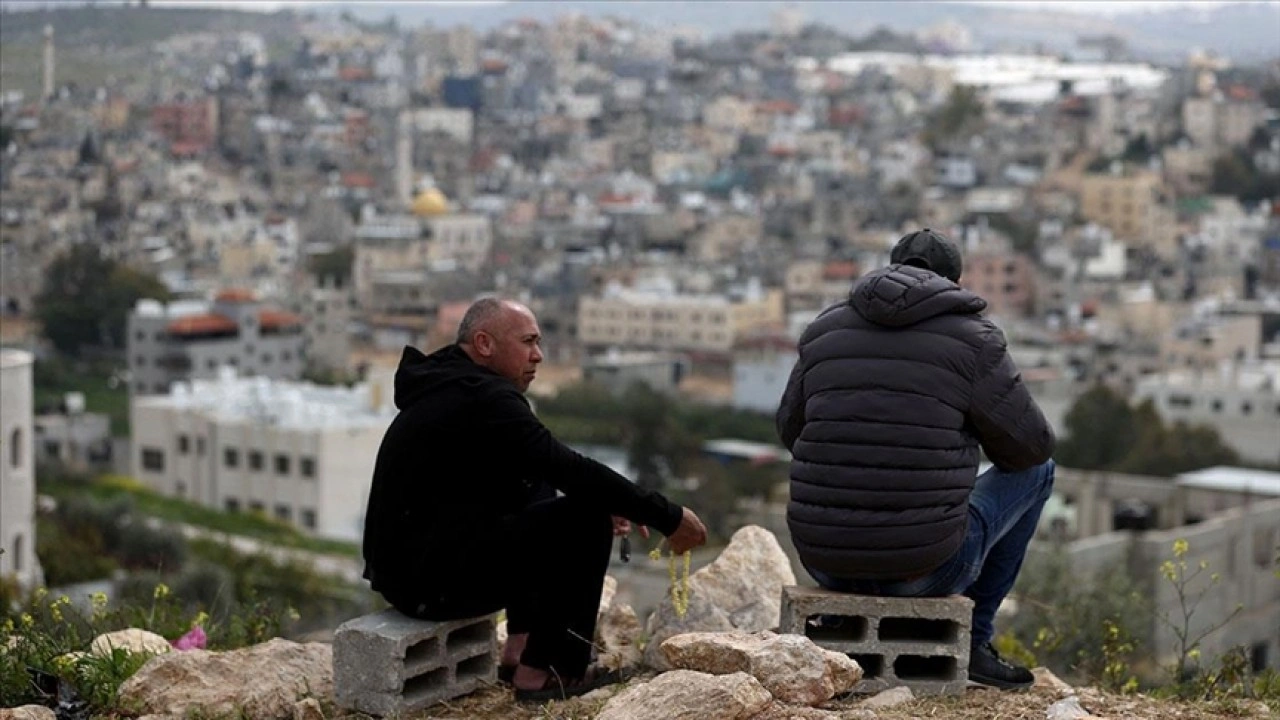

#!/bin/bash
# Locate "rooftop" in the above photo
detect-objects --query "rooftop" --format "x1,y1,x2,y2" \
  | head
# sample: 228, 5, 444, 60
1176, 466, 1280, 497
134, 369, 394, 430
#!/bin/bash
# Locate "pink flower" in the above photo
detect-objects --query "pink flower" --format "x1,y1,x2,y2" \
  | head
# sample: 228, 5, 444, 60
171, 626, 207, 651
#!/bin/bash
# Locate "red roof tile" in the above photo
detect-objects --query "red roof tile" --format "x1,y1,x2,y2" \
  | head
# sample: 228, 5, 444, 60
167, 313, 237, 336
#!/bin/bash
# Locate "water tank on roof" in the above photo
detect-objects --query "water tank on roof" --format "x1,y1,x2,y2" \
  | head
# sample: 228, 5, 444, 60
1113, 498, 1157, 531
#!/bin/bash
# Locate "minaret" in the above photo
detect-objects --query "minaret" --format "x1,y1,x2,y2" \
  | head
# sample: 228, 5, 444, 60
396, 109, 414, 207
42, 25, 55, 101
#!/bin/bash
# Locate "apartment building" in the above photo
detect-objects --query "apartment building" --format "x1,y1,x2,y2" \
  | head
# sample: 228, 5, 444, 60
582, 351, 686, 395
131, 371, 395, 542
292, 284, 353, 376
150, 97, 218, 154
1079, 170, 1170, 248
1161, 314, 1262, 371
127, 291, 306, 396
577, 285, 785, 354
1134, 363, 1280, 466
0, 349, 42, 588
961, 252, 1038, 319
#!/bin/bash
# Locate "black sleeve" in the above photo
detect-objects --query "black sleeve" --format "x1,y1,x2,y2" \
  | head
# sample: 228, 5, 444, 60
968, 327, 1056, 471
482, 386, 684, 536
776, 356, 806, 452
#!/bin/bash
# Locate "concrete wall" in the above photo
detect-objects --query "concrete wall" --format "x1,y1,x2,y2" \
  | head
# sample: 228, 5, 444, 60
0, 349, 42, 588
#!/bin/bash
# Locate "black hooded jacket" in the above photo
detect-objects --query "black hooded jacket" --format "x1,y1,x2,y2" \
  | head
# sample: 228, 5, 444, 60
362, 344, 684, 600
776, 265, 1055, 580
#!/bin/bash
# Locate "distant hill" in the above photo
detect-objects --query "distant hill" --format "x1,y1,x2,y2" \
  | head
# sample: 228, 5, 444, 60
323, 0, 1280, 64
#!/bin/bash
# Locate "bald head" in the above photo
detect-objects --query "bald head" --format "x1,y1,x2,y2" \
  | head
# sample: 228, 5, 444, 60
456, 298, 543, 391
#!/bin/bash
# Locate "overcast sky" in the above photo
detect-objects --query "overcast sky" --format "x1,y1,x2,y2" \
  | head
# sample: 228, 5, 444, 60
134, 0, 1254, 14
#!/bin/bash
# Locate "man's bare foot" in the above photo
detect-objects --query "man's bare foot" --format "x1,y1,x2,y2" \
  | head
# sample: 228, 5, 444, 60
511, 663, 551, 691
502, 632, 529, 667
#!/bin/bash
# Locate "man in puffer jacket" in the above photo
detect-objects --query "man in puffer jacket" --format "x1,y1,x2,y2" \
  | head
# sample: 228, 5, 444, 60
776, 228, 1056, 690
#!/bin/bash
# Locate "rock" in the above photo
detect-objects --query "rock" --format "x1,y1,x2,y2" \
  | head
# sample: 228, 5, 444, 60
90, 628, 171, 657
596, 670, 773, 720
644, 526, 796, 669
597, 603, 644, 672
293, 698, 325, 720
1033, 667, 1074, 695
661, 631, 861, 706
1046, 696, 1090, 720
859, 686, 913, 709
119, 638, 332, 719
600, 574, 618, 613
495, 618, 508, 649
0, 707, 56, 720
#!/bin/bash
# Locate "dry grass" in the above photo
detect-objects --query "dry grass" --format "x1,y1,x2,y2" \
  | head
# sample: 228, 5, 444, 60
322, 673, 1274, 720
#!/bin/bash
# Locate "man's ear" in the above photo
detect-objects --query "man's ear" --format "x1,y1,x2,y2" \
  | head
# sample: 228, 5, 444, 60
473, 330, 494, 357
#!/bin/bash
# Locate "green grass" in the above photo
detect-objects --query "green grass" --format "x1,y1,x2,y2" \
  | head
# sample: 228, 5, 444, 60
33, 358, 130, 436
42, 475, 359, 558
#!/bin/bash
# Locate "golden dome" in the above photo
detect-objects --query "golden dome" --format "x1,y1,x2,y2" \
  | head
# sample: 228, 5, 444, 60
411, 187, 449, 217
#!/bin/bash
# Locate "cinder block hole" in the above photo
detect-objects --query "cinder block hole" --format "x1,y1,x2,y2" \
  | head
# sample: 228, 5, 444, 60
446, 621, 492, 650
456, 653, 494, 682
878, 617, 959, 643
893, 654, 958, 681
848, 653, 885, 679
402, 665, 448, 701
804, 614, 869, 642
404, 636, 440, 667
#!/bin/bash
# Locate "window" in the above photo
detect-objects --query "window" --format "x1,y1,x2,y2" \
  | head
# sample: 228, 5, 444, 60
274, 505, 292, 522
274, 454, 290, 475
1242, 402, 1253, 415
136, 356, 146, 367
12, 534, 22, 571
141, 448, 165, 472
224, 448, 239, 468
262, 353, 273, 365
178, 435, 190, 454
301, 508, 317, 529
300, 457, 316, 478
196, 437, 205, 456
248, 451, 264, 471
1168, 394, 1194, 409
225, 498, 240, 512
249, 501, 265, 513
207, 358, 217, 370
9, 428, 20, 468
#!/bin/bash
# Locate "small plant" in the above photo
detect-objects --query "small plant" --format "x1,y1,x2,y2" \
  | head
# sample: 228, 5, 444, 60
1100, 618, 1139, 693
1157, 538, 1243, 688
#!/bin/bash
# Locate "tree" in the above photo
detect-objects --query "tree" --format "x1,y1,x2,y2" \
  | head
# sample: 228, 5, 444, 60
1056, 384, 1139, 471
35, 245, 170, 358
922, 85, 985, 151
1057, 385, 1239, 477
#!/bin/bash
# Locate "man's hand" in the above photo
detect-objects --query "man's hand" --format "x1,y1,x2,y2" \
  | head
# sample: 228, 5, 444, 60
666, 507, 708, 555
612, 516, 650, 539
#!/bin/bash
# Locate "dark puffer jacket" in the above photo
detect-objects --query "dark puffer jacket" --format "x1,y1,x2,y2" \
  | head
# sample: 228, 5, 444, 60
776, 264, 1055, 580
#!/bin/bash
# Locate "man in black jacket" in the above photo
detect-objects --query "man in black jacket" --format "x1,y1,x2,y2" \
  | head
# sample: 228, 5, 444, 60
363, 297, 707, 701
776, 229, 1056, 690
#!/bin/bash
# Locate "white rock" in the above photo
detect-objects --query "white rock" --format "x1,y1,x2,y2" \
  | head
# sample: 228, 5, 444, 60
597, 603, 644, 672
600, 574, 618, 613
293, 697, 324, 720
661, 631, 861, 705
0, 707, 56, 720
1046, 695, 1090, 720
1033, 667, 1074, 695
595, 670, 773, 720
90, 628, 171, 657
859, 686, 914, 709
119, 638, 332, 719
644, 526, 796, 669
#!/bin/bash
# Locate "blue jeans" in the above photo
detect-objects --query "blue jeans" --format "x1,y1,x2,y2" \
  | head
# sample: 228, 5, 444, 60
807, 460, 1056, 647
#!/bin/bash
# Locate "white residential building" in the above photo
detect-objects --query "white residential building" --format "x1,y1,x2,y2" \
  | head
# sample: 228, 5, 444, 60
1, 349, 42, 588
131, 371, 396, 542
578, 283, 785, 354
1134, 363, 1280, 466
733, 349, 798, 414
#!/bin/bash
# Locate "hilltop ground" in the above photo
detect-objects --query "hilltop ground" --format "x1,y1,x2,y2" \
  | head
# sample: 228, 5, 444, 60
324, 673, 1276, 720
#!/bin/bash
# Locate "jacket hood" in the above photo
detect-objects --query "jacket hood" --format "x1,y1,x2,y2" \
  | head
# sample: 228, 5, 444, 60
393, 344, 500, 410
849, 264, 986, 328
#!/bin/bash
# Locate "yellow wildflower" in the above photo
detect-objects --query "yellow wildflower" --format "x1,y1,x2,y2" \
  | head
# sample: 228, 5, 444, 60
1172, 538, 1189, 557
190, 611, 209, 629
153, 583, 170, 600
20, 613, 34, 628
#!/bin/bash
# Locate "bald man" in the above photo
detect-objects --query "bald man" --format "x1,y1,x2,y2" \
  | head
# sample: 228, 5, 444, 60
362, 298, 708, 702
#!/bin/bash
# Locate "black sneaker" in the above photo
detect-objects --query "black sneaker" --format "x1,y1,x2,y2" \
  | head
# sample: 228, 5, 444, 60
968, 642, 1034, 691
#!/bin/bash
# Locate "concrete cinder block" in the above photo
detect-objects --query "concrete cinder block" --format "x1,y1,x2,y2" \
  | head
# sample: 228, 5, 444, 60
333, 609, 498, 715
780, 585, 973, 696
